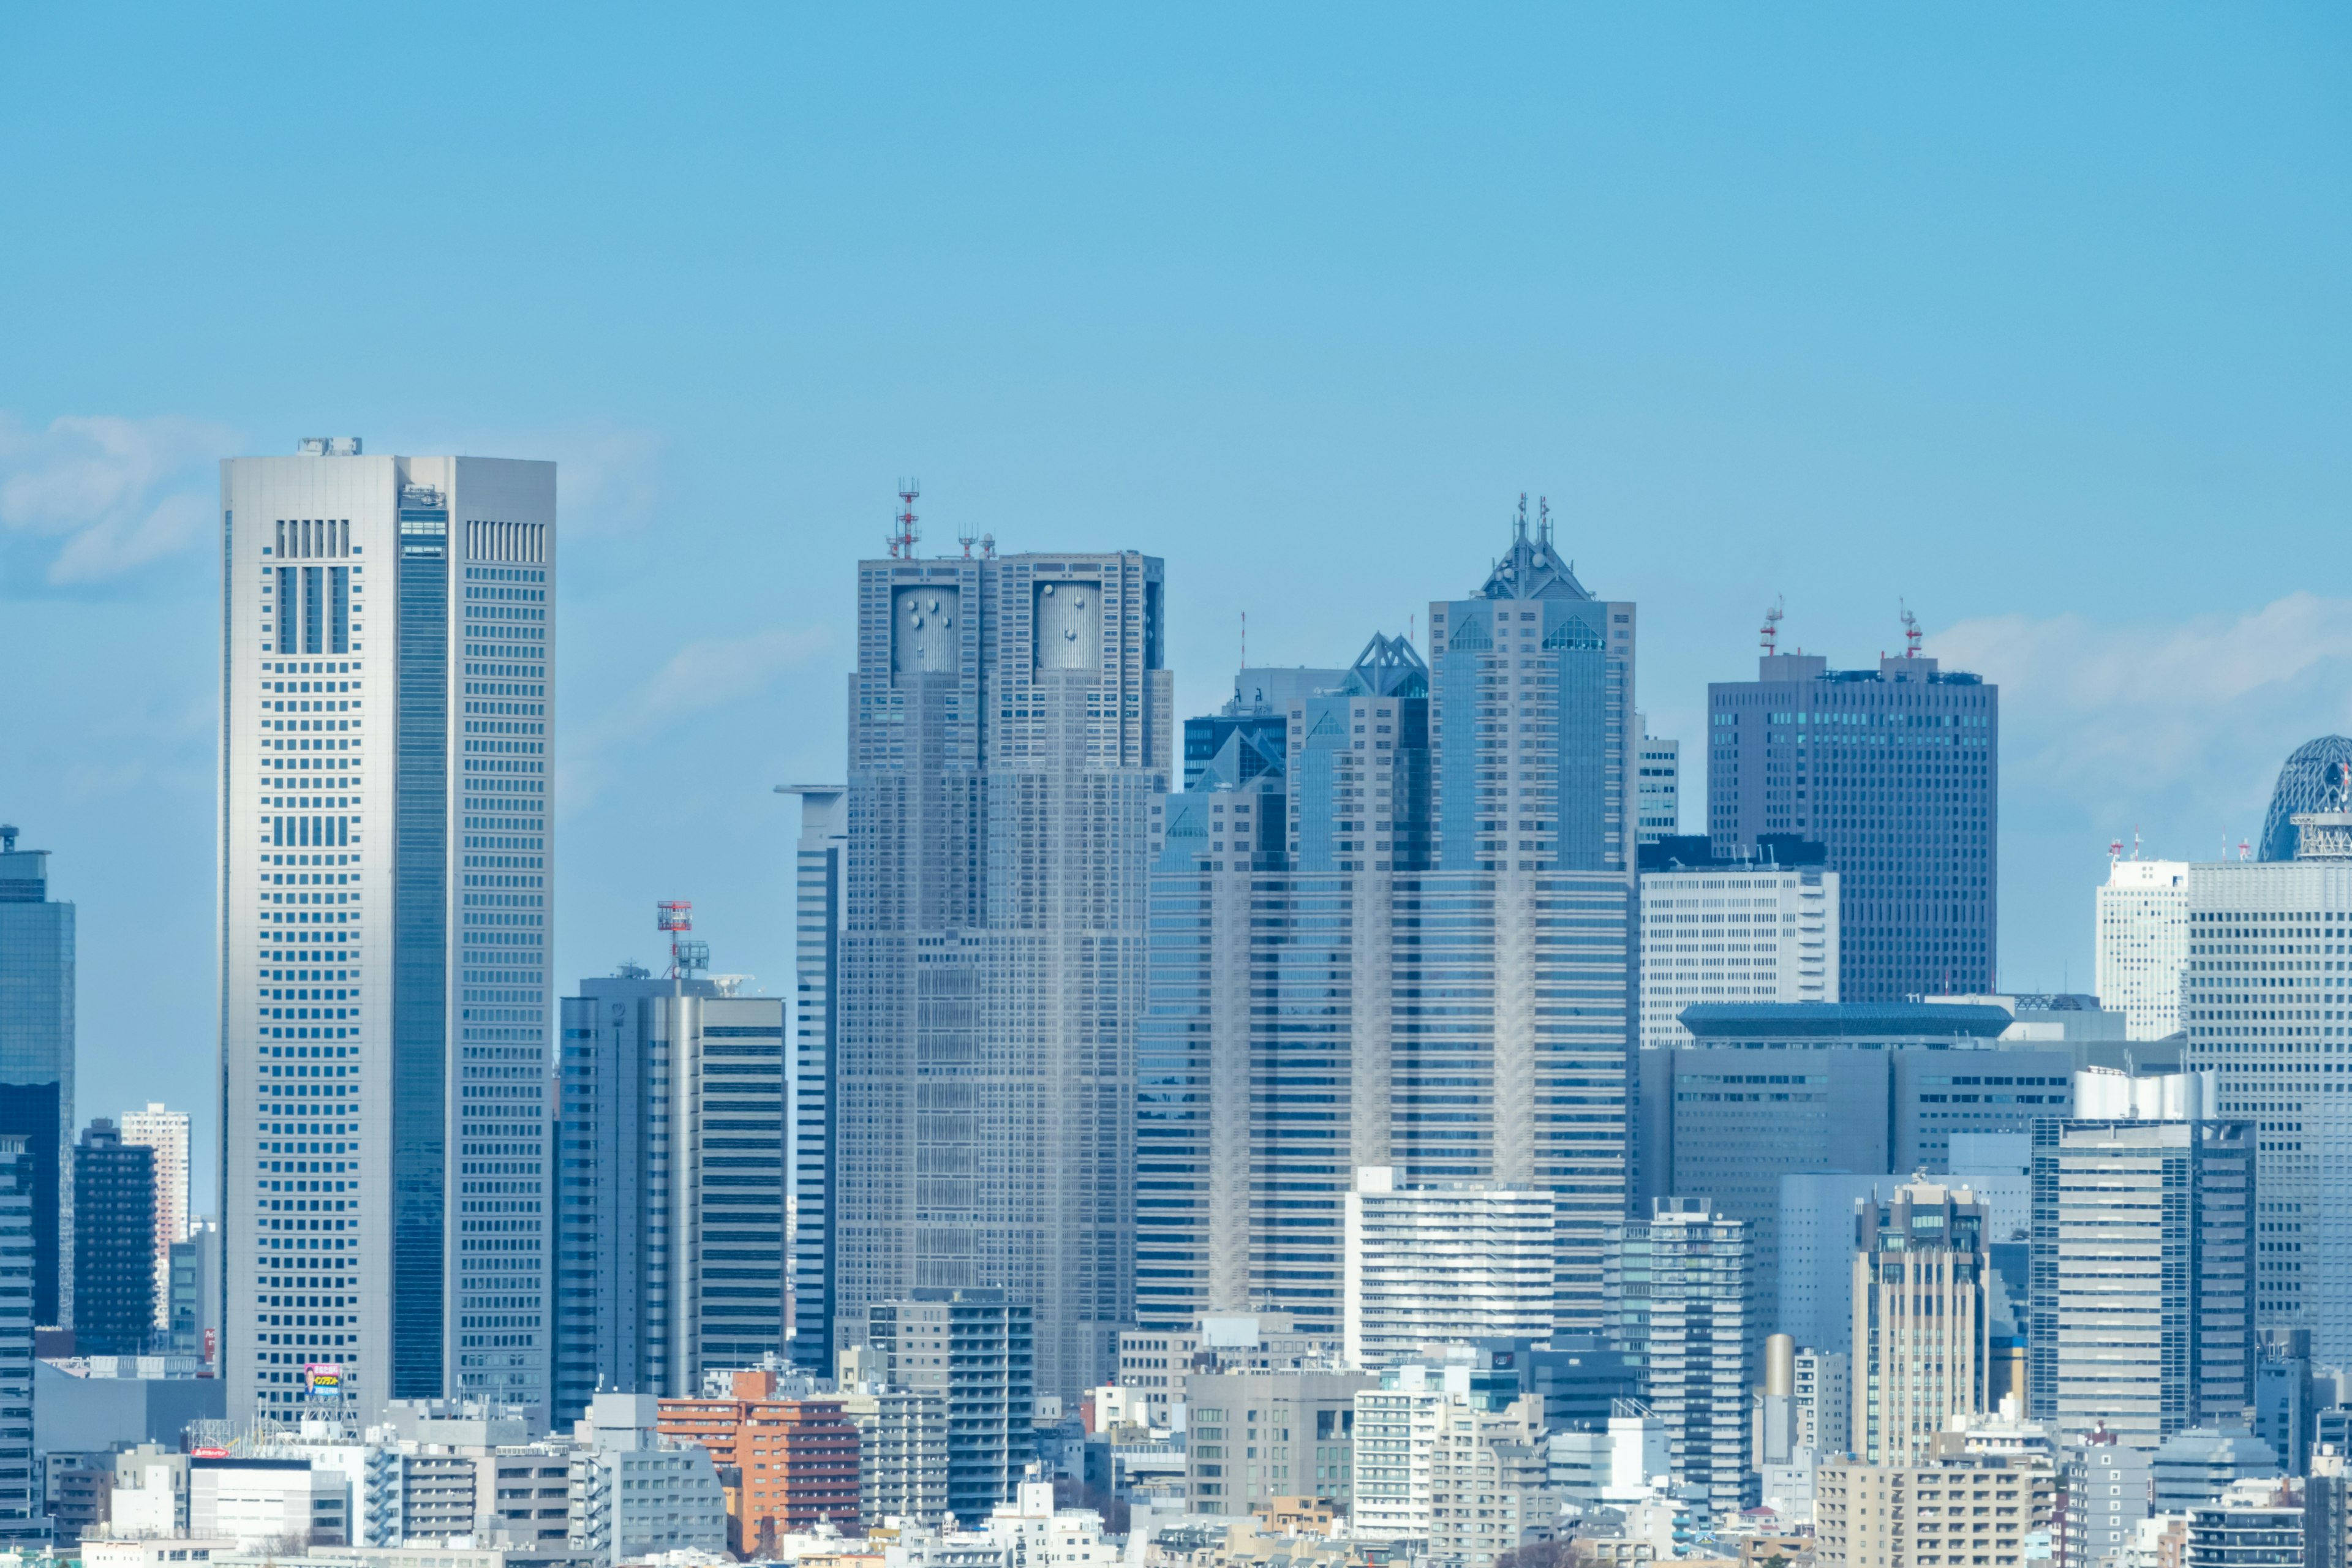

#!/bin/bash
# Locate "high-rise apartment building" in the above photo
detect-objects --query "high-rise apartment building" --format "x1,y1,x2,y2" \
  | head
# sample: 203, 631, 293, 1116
1341, 1168, 1555, 1370
1637, 715, 1681, 845
1605, 1197, 1751, 1519
2028, 1102, 2254, 1447
218, 442, 556, 1422
778, 786, 846, 1378
2100, 858, 2191, 1040
1707, 637, 1997, 1001
835, 545, 1169, 1398
2181, 769, 2352, 1361
0, 1138, 42, 1548
74, 1118, 156, 1354
866, 1290, 1034, 1522
1852, 1179, 1987, 1466
553, 969, 786, 1422
1140, 513, 1635, 1343
0, 826, 73, 1328
118, 1104, 190, 1331
1638, 864, 1838, 1048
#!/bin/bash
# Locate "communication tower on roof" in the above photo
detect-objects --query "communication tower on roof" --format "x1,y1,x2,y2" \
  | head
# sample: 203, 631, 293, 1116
887, 480, 921, 559
1761, 597, 1784, 657
658, 900, 706, 978
1901, 600, 1923, 658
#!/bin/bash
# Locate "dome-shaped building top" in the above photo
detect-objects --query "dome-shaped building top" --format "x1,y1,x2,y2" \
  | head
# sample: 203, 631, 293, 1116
2258, 736, 2352, 862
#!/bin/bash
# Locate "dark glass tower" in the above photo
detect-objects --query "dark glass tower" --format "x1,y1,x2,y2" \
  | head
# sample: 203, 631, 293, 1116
1707, 641, 1998, 1000
73, 1119, 156, 1354
0, 829, 71, 1327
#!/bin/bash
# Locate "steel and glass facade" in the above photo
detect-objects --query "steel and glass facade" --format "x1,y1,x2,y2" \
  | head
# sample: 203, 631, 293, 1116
219, 446, 556, 1424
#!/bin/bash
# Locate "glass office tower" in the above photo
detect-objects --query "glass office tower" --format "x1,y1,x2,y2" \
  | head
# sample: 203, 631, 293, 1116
219, 442, 556, 1424
0, 828, 73, 1327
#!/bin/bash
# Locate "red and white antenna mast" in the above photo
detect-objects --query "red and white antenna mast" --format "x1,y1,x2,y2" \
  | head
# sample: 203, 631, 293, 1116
889, 480, 921, 559
2108, 837, 2124, 867
1901, 599, 1923, 659
1761, 596, 1784, 657
657, 900, 696, 978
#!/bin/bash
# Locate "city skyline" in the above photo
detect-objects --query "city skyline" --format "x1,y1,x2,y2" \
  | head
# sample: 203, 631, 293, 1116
4, 9, 2347, 1169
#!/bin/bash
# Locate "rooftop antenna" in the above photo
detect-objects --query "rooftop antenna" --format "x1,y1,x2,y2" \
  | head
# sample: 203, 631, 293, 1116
1409, 612, 1416, 647
1539, 495, 1552, 548
958, 524, 976, 559
1515, 493, 1529, 541
1240, 610, 1247, 670
2108, 837, 2123, 867
892, 480, 921, 560
657, 900, 699, 979
2132, 827, 2142, 861
1901, 599, 1923, 659
980, 532, 996, 559
0, 825, 15, 853
1761, 597, 1784, 657
2239, 839, 2252, 862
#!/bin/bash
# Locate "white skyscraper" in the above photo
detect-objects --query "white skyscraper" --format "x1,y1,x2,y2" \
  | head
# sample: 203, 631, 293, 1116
2098, 856, 2190, 1039
1638, 865, 1839, 1049
118, 1102, 190, 1329
1637, 714, 1681, 845
1343, 1167, 1556, 1370
219, 442, 555, 1425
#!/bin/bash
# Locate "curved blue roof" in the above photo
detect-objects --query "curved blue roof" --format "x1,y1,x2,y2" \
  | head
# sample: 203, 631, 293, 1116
2260, 736, 2352, 862
1678, 1001, 2014, 1041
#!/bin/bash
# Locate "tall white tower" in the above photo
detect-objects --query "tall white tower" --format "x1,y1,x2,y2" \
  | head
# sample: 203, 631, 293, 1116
2096, 855, 2190, 1039
218, 442, 556, 1425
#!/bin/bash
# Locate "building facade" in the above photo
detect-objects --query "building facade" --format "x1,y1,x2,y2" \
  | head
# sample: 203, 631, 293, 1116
2098, 859, 2191, 1041
1638, 865, 1838, 1049
1140, 516, 1636, 1344
219, 444, 556, 1422
1341, 1168, 1555, 1370
0, 827, 74, 1328
1852, 1180, 1987, 1467
2180, 774, 2352, 1361
1637, 715, 1681, 845
1815, 1449, 2056, 1568
0, 1139, 41, 1547
1707, 641, 1997, 1001
118, 1104, 190, 1332
778, 785, 846, 1378
1186, 1367, 1375, 1518
75, 1119, 157, 1354
2027, 1110, 2254, 1447
554, 972, 786, 1422
835, 546, 1169, 1400
866, 1289, 1034, 1521
1604, 1197, 1751, 1519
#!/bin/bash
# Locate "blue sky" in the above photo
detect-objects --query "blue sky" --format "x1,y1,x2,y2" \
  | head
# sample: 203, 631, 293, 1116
4, 5, 2347, 1196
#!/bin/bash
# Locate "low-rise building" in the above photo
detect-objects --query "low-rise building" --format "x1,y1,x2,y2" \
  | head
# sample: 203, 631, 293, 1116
189, 1456, 350, 1549
564, 1394, 726, 1567
2185, 1478, 2302, 1568
1185, 1368, 1373, 1518
840, 1386, 949, 1526
1815, 1448, 2055, 1568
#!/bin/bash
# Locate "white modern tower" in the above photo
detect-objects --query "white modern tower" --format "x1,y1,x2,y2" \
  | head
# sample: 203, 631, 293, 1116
2097, 856, 2190, 1040
218, 441, 556, 1425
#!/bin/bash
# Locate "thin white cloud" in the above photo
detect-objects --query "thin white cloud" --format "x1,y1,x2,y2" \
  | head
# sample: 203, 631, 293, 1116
560, 622, 832, 809
0, 412, 240, 585
415, 420, 665, 537
1934, 594, 2352, 831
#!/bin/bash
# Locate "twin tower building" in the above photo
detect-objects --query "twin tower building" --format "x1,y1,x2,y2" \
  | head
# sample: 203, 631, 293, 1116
210, 442, 1794, 1421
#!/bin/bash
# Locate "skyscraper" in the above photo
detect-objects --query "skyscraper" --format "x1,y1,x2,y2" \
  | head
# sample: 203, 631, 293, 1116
2028, 1104, 2253, 1448
118, 1103, 190, 1331
0, 827, 72, 1327
2099, 857, 2191, 1040
1636, 715, 1681, 845
554, 966, 787, 1423
836, 542, 1169, 1398
1138, 509, 1635, 1341
0, 1138, 40, 1548
2182, 764, 2352, 1360
777, 785, 847, 1376
1852, 1178, 1987, 1466
1604, 1197, 1751, 1519
74, 1118, 156, 1355
1706, 630, 1997, 1001
219, 442, 556, 1423
1637, 863, 1838, 1048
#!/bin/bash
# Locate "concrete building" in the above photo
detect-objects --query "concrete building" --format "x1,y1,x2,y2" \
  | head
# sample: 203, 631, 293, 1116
1814, 1448, 2055, 1568
1426, 1393, 1556, 1568
1853, 1180, 1988, 1468
552, 970, 786, 1422
2180, 780, 2352, 1360
2065, 1427, 2154, 1568
2185, 1477, 2304, 1568
1604, 1197, 1750, 1519
777, 785, 846, 1378
1342, 1169, 1555, 1370
655, 1374, 858, 1547
2152, 1428, 2284, 1512
1142, 514, 1637, 1345
219, 443, 557, 1423
1707, 633, 1997, 1003
565, 1393, 726, 1566
169, 1217, 222, 1362
0, 1140, 38, 1546
75, 1120, 156, 1354
839, 1385, 948, 1526
1797, 1348, 1852, 1458
1637, 716, 1681, 846
0, 826, 74, 1329
1111, 1310, 1336, 1431
1547, 1406, 1668, 1510
116, 1105, 189, 1335
190, 1456, 350, 1548
1185, 1367, 1373, 1518
2100, 858, 2192, 1041
867, 1291, 1033, 1522
1638, 865, 1838, 1049
833, 539, 1169, 1401
2028, 1106, 2254, 1449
